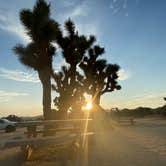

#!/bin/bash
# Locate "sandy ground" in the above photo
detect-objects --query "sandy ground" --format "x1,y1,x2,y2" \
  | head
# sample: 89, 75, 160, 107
0, 117, 166, 166
88, 117, 166, 166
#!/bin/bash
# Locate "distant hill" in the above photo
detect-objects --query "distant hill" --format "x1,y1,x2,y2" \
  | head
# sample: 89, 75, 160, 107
108, 105, 166, 117
2, 105, 166, 121
1, 114, 43, 122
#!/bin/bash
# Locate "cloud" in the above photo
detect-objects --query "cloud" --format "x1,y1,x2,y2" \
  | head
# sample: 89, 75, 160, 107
75, 22, 99, 36
117, 92, 166, 109
61, 0, 88, 18
118, 69, 131, 80
133, 92, 166, 102
69, 5, 87, 18
61, 0, 80, 8
0, 68, 39, 83
109, 0, 129, 16
0, 10, 30, 43
55, 0, 88, 21
0, 90, 29, 103
62, 1, 75, 7
0, 1, 98, 43
56, 0, 99, 37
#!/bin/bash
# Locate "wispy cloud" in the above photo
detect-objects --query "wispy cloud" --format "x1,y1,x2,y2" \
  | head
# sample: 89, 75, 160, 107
75, 22, 99, 36
60, 0, 88, 18
69, 4, 87, 18
0, 68, 39, 83
57, 0, 99, 37
0, 1, 98, 42
132, 92, 166, 102
0, 10, 30, 43
115, 92, 166, 109
60, 0, 79, 8
118, 68, 131, 80
109, 0, 129, 16
0, 90, 29, 103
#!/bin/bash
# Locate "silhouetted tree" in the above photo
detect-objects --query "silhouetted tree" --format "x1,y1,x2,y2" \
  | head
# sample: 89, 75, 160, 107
52, 66, 85, 118
13, 0, 60, 119
52, 66, 83, 116
52, 19, 95, 117
56, 19, 95, 85
80, 45, 121, 106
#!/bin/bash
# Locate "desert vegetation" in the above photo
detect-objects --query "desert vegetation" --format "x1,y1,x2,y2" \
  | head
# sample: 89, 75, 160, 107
13, 0, 121, 120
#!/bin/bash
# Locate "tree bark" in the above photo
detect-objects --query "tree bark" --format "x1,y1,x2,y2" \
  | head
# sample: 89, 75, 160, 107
95, 94, 101, 105
70, 65, 76, 87
38, 68, 52, 120
92, 93, 101, 107
58, 104, 68, 119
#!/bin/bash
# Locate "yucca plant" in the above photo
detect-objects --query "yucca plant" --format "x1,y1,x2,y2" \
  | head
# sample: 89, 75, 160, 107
80, 45, 121, 106
13, 0, 60, 119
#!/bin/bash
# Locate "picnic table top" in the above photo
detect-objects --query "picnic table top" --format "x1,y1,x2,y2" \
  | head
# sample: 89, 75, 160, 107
3, 131, 94, 149
4, 133, 77, 148
16, 119, 93, 127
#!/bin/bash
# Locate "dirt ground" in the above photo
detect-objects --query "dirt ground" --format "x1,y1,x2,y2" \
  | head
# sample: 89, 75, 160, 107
0, 117, 166, 166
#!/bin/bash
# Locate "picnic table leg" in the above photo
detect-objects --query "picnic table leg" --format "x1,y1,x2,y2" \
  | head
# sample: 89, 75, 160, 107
21, 145, 33, 160
130, 118, 134, 125
27, 125, 37, 138
60, 151, 69, 166
60, 141, 79, 166
73, 143, 81, 166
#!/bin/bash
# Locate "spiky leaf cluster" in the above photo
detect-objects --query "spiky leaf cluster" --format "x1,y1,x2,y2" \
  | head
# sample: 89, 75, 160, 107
56, 19, 96, 66
14, 0, 59, 70
52, 66, 85, 112
80, 45, 121, 97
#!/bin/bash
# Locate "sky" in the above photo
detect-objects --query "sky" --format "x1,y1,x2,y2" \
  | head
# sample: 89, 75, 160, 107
0, 0, 166, 116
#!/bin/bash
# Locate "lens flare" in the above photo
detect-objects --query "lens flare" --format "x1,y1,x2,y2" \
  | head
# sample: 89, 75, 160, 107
86, 102, 92, 110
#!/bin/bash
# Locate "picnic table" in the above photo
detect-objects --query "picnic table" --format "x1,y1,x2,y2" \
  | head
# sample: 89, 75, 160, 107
117, 117, 135, 125
3, 119, 95, 165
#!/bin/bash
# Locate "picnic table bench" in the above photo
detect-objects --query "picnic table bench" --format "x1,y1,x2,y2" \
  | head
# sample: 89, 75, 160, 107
3, 119, 95, 165
118, 117, 135, 125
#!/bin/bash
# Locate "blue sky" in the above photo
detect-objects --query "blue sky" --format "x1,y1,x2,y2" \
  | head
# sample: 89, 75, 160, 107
0, 0, 166, 116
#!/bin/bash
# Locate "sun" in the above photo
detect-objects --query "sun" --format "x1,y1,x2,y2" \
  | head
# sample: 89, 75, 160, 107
85, 102, 93, 110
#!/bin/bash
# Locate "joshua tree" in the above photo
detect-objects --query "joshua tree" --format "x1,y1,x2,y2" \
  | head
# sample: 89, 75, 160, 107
13, 0, 60, 119
52, 19, 95, 117
80, 45, 121, 106
56, 19, 95, 85
52, 65, 85, 118
52, 66, 73, 116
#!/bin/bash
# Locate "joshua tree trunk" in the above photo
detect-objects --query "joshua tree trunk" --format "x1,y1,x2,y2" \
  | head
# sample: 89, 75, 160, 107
38, 68, 52, 120
70, 65, 76, 87
92, 93, 101, 107
59, 105, 68, 119
95, 94, 101, 106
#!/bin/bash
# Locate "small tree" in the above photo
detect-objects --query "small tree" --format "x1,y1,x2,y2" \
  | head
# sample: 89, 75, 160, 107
52, 66, 85, 117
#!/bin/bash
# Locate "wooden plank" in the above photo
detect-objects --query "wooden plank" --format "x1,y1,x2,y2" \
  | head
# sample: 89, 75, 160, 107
4, 134, 77, 148
24, 127, 81, 134
16, 119, 92, 127
4, 132, 95, 149
118, 118, 135, 125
